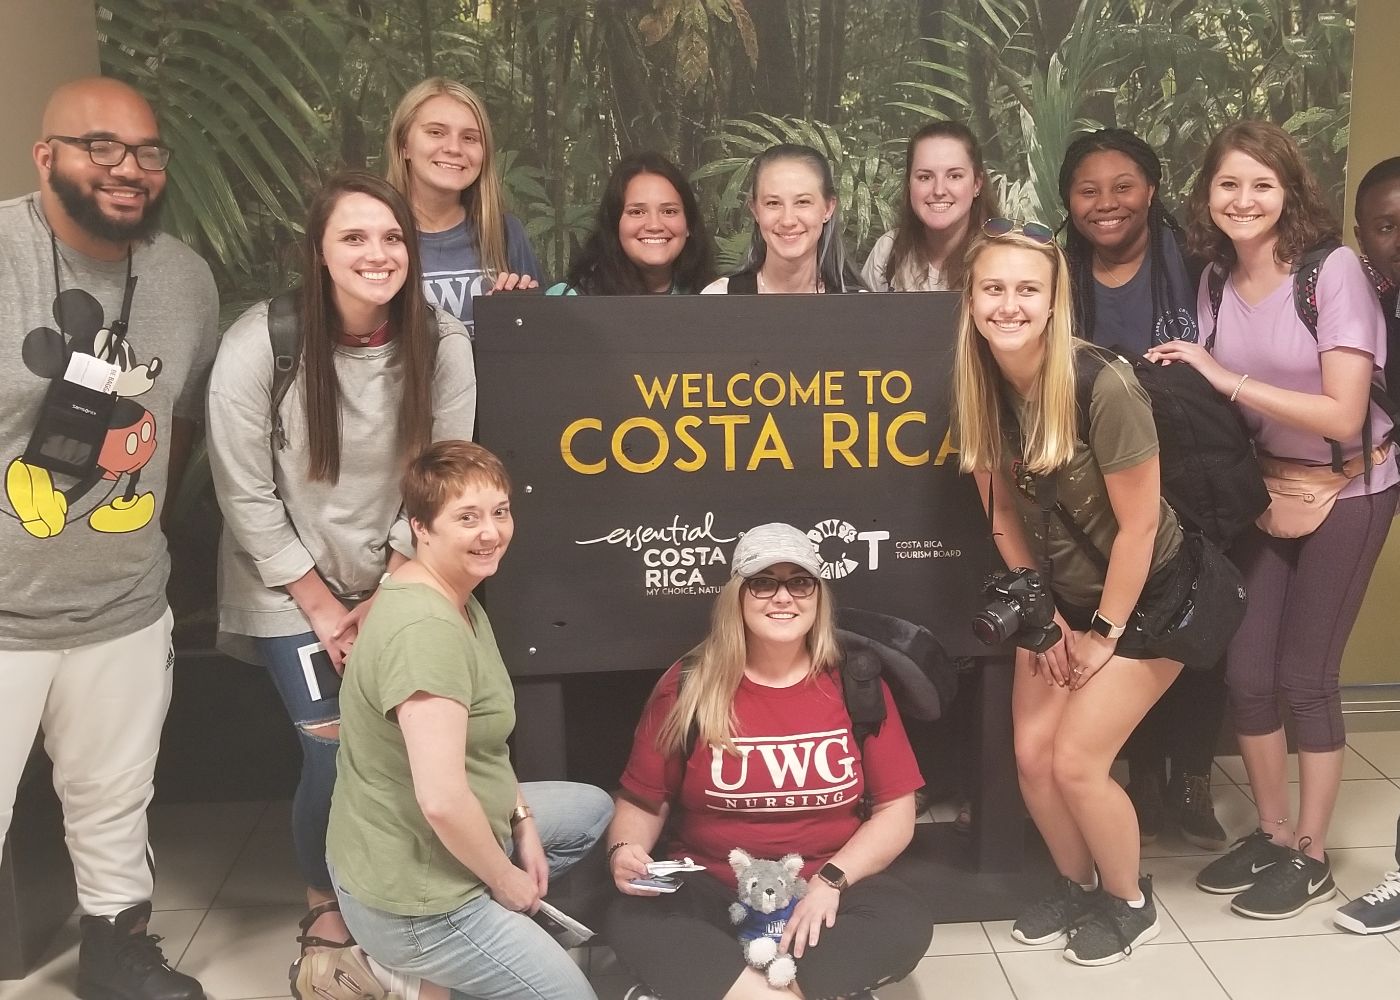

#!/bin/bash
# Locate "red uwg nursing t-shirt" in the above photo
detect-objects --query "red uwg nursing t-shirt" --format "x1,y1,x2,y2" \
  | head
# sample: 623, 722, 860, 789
620, 663, 924, 887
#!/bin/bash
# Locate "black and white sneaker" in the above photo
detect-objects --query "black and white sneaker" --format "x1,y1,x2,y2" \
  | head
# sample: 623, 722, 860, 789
1195, 828, 1290, 894
1011, 876, 1098, 945
622, 987, 661, 1000
1230, 839, 1336, 919
1063, 876, 1160, 967
1334, 870, 1400, 935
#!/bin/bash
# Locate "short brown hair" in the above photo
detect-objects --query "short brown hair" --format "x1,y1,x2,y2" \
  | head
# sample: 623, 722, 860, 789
1186, 121, 1340, 268
401, 441, 512, 527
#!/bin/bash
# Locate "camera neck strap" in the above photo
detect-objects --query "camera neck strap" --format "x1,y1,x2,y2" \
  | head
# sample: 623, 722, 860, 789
50, 231, 136, 364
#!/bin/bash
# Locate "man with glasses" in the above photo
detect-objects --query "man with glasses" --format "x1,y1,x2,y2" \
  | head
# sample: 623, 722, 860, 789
0, 77, 216, 1000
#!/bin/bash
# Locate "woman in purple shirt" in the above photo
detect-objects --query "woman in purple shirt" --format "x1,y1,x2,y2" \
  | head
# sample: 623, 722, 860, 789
1149, 122, 1396, 921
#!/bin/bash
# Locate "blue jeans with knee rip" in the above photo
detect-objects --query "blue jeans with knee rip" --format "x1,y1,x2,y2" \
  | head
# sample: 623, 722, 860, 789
256, 630, 340, 891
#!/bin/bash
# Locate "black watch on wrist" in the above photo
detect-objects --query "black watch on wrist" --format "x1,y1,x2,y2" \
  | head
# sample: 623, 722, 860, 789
815, 862, 848, 891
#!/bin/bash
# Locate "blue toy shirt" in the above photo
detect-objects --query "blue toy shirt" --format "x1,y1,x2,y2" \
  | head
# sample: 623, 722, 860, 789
735, 898, 799, 943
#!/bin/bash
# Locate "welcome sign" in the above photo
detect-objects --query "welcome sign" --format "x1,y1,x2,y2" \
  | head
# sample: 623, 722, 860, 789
475, 293, 999, 677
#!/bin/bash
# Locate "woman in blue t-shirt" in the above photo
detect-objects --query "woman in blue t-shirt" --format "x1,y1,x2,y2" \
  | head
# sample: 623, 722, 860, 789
385, 78, 542, 338
1059, 128, 1228, 855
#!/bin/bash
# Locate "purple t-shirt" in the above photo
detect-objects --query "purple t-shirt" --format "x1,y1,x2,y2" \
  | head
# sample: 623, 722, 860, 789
1199, 247, 1396, 499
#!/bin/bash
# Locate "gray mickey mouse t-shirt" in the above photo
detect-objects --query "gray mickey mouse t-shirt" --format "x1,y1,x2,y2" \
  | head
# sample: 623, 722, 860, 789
0, 193, 218, 649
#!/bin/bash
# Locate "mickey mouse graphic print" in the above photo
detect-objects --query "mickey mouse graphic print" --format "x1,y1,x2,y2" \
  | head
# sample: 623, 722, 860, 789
0, 194, 217, 649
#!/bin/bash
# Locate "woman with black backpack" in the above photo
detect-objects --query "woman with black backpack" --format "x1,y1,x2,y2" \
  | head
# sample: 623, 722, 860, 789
1149, 122, 1396, 920
953, 220, 1244, 965
1059, 129, 1230, 853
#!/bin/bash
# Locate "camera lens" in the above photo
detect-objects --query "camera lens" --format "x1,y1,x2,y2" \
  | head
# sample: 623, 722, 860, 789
972, 601, 1021, 646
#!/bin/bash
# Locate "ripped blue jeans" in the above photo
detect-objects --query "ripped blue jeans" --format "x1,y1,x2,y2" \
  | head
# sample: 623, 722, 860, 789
256, 630, 340, 891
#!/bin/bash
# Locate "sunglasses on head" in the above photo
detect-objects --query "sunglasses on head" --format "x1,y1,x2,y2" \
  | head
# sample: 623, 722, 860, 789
982, 218, 1056, 245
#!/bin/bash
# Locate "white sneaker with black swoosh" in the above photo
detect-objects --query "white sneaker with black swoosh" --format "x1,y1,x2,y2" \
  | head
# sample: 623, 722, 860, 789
1230, 837, 1336, 919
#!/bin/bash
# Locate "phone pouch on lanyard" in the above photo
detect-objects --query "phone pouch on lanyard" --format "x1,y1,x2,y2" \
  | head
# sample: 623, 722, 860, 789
1255, 447, 1388, 538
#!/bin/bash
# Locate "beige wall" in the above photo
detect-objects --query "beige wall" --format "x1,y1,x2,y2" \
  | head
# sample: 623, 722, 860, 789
1341, 0, 1400, 686
0, 0, 99, 199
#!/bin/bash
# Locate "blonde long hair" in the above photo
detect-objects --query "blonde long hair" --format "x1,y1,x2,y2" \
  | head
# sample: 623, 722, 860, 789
386, 77, 511, 275
655, 574, 841, 757
952, 230, 1081, 475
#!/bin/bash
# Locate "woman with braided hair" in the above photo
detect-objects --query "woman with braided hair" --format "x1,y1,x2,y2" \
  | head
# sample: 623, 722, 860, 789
1058, 128, 1229, 852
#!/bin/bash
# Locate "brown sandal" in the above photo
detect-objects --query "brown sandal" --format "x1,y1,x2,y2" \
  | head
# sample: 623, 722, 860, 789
296, 899, 355, 954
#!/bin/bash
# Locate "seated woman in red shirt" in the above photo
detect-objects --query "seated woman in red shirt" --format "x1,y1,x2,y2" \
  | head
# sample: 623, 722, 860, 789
604, 523, 932, 1000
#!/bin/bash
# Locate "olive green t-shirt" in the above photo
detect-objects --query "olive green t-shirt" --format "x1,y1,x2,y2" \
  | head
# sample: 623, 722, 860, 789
327, 581, 517, 915
1002, 358, 1182, 608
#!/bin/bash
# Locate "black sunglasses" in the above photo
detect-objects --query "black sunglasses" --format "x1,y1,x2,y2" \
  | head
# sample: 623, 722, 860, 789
745, 575, 819, 599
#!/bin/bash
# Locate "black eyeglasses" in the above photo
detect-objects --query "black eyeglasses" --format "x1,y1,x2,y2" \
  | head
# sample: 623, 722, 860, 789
47, 136, 172, 172
982, 218, 1055, 245
745, 575, 819, 599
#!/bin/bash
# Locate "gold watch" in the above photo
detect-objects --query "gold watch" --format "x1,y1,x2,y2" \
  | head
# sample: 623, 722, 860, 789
508, 804, 533, 827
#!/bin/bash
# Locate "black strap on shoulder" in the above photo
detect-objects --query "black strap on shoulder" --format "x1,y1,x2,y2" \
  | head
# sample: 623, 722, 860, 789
1205, 264, 1227, 352
267, 290, 302, 451
1292, 241, 1342, 339
727, 271, 758, 295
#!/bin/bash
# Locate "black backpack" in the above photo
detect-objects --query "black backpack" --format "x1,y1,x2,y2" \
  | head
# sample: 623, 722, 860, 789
1206, 242, 1400, 477
679, 608, 957, 819
1072, 345, 1269, 547
265, 289, 438, 449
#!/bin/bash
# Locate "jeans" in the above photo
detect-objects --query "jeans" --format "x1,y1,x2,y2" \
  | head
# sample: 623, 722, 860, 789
334, 780, 612, 1000
256, 631, 340, 891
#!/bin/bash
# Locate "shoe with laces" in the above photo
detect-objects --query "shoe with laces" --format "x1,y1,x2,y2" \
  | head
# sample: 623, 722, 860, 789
1126, 771, 1165, 844
1011, 876, 1099, 945
1335, 871, 1400, 934
1230, 838, 1336, 919
1195, 828, 1290, 894
77, 902, 204, 1000
1063, 876, 1160, 967
1171, 773, 1229, 851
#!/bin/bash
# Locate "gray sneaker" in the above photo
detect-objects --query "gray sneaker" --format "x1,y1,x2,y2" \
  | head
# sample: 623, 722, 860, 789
1230, 839, 1335, 919
1335, 871, 1400, 935
1195, 828, 1290, 894
1011, 876, 1098, 945
1063, 876, 1161, 966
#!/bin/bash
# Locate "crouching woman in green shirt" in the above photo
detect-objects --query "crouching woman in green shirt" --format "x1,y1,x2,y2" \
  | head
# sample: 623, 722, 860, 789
327, 440, 611, 1000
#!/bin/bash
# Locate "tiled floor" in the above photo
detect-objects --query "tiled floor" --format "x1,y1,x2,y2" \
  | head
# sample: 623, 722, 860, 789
4, 740, 1400, 1000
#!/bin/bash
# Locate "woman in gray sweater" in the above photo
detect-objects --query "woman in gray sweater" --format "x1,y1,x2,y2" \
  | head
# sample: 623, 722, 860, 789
206, 172, 475, 997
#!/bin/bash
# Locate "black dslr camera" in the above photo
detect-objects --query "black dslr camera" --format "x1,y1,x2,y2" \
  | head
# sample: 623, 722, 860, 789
972, 568, 1063, 653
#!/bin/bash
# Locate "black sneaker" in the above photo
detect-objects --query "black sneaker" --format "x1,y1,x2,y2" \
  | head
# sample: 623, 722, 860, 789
1230, 839, 1336, 919
1171, 773, 1229, 851
1126, 771, 1165, 844
1195, 829, 1289, 894
1334, 871, 1400, 934
1011, 876, 1098, 945
78, 902, 204, 1000
1063, 876, 1161, 967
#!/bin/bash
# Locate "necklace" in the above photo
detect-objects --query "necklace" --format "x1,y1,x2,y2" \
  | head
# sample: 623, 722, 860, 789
1095, 254, 1142, 288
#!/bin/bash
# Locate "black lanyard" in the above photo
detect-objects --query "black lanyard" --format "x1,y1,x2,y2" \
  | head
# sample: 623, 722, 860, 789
50, 231, 137, 365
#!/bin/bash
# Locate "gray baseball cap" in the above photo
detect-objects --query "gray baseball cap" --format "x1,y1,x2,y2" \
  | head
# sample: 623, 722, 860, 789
731, 523, 823, 579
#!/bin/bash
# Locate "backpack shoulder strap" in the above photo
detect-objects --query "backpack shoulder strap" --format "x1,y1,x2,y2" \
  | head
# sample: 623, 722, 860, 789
1205, 264, 1227, 351
727, 271, 758, 295
840, 644, 886, 746
1292, 241, 1342, 341
266, 290, 302, 450
1072, 344, 1115, 446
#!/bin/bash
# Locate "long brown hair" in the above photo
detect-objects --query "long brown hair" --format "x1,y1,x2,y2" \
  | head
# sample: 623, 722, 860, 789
300, 172, 437, 482
886, 121, 997, 290
386, 77, 510, 275
1186, 122, 1340, 269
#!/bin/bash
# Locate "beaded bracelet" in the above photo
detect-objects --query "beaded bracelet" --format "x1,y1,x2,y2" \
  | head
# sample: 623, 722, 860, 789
606, 841, 631, 863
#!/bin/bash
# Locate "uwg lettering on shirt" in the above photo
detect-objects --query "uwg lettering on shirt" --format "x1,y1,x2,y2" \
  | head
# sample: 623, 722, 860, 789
422, 269, 493, 331
705, 727, 857, 812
